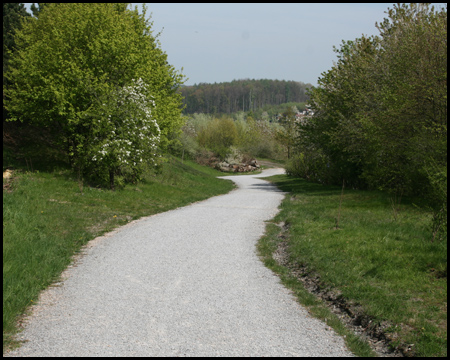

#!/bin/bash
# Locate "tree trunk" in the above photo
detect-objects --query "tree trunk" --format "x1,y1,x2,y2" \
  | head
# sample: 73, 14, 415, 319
77, 165, 84, 194
109, 169, 115, 191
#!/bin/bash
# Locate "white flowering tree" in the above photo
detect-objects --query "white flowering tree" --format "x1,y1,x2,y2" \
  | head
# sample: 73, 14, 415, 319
88, 78, 160, 189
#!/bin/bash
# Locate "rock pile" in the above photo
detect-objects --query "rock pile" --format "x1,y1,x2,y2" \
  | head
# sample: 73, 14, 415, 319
214, 159, 260, 173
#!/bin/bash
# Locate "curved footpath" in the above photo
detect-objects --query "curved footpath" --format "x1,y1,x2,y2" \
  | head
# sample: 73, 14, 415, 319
5, 168, 352, 357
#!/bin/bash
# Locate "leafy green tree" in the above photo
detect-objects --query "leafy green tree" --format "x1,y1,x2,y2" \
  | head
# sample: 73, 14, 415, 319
300, 4, 446, 191
3, 3, 30, 68
276, 106, 297, 159
366, 3, 447, 227
29, 3, 52, 18
197, 117, 238, 159
4, 3, 185, 189
3, 3, 30, 100
364, 3, 447, 197
297, 3, 446, 236
3, 3, 30, 123
299, 36, 378, 188
235, 115, 259, 154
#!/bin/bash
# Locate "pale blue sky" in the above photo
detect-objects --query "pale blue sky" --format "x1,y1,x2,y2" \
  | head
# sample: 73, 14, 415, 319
133, 3, 446, 86
23, 3, 446, 86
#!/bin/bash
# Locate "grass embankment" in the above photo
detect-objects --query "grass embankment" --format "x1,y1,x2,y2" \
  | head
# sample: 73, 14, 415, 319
3, 153, 235, 351
258, 175, 447, 357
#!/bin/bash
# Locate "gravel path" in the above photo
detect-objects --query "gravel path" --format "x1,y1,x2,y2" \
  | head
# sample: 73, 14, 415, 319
5, 168, 352, 357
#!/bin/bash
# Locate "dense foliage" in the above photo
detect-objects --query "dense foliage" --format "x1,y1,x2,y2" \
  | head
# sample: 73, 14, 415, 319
288, 3, 447, 241
179, 78, 312, 114
172, 111, 287, 163
4, 3, 185, 189
3, 3, 30, 89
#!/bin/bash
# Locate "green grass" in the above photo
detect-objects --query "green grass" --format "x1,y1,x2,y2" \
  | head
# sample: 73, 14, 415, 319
3, 121, 446, 356
3, 152, 235, 351
256, 157, 286, 168
258, 174, 447, 357
258, 222, 376, 357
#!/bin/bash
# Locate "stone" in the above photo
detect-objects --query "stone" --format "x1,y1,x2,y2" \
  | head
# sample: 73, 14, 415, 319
3, 169, 13, 179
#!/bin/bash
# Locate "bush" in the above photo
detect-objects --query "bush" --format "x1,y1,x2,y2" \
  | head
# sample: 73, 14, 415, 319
286, 151, 335, 184
197, 117, 238, 159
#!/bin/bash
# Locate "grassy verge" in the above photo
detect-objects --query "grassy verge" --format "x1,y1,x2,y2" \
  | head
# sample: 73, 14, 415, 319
3, 154, 235, 351
258, 174, 447, 357
256, 157, 286, 169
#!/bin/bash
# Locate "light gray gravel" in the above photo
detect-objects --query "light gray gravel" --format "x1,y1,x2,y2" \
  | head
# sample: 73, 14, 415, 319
5, 168, 352, 357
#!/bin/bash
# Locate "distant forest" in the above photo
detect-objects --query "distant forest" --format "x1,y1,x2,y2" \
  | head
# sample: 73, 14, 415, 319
178, 79, 313, 114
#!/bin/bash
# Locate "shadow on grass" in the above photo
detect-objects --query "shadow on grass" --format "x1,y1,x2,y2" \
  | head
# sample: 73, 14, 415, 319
269, 175, 427, 208
270, 177, 341, 197
249, 182, 285, 192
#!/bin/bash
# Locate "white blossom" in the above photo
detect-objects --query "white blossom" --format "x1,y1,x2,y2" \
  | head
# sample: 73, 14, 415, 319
92, 78, 160, 173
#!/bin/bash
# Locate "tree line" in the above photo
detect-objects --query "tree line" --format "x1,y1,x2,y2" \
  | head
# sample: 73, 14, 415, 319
178, 79, 312, 114
287, 3, 447, 241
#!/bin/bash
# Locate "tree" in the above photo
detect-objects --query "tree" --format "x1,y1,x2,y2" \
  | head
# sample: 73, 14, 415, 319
3, 3, 30, 97
3, 3, 30, 123
29, 3, 51, 18
3, 3, 30, 69
298, 36, 378, 188
295, 3, 446, 235
197, 117, 238, 159
299, 3, 446, 194
86, 78, 161, 190
4, 3, 186, 189
365, 3, 447, 198
366, 3, 447, 226
276, 106, 297, 159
